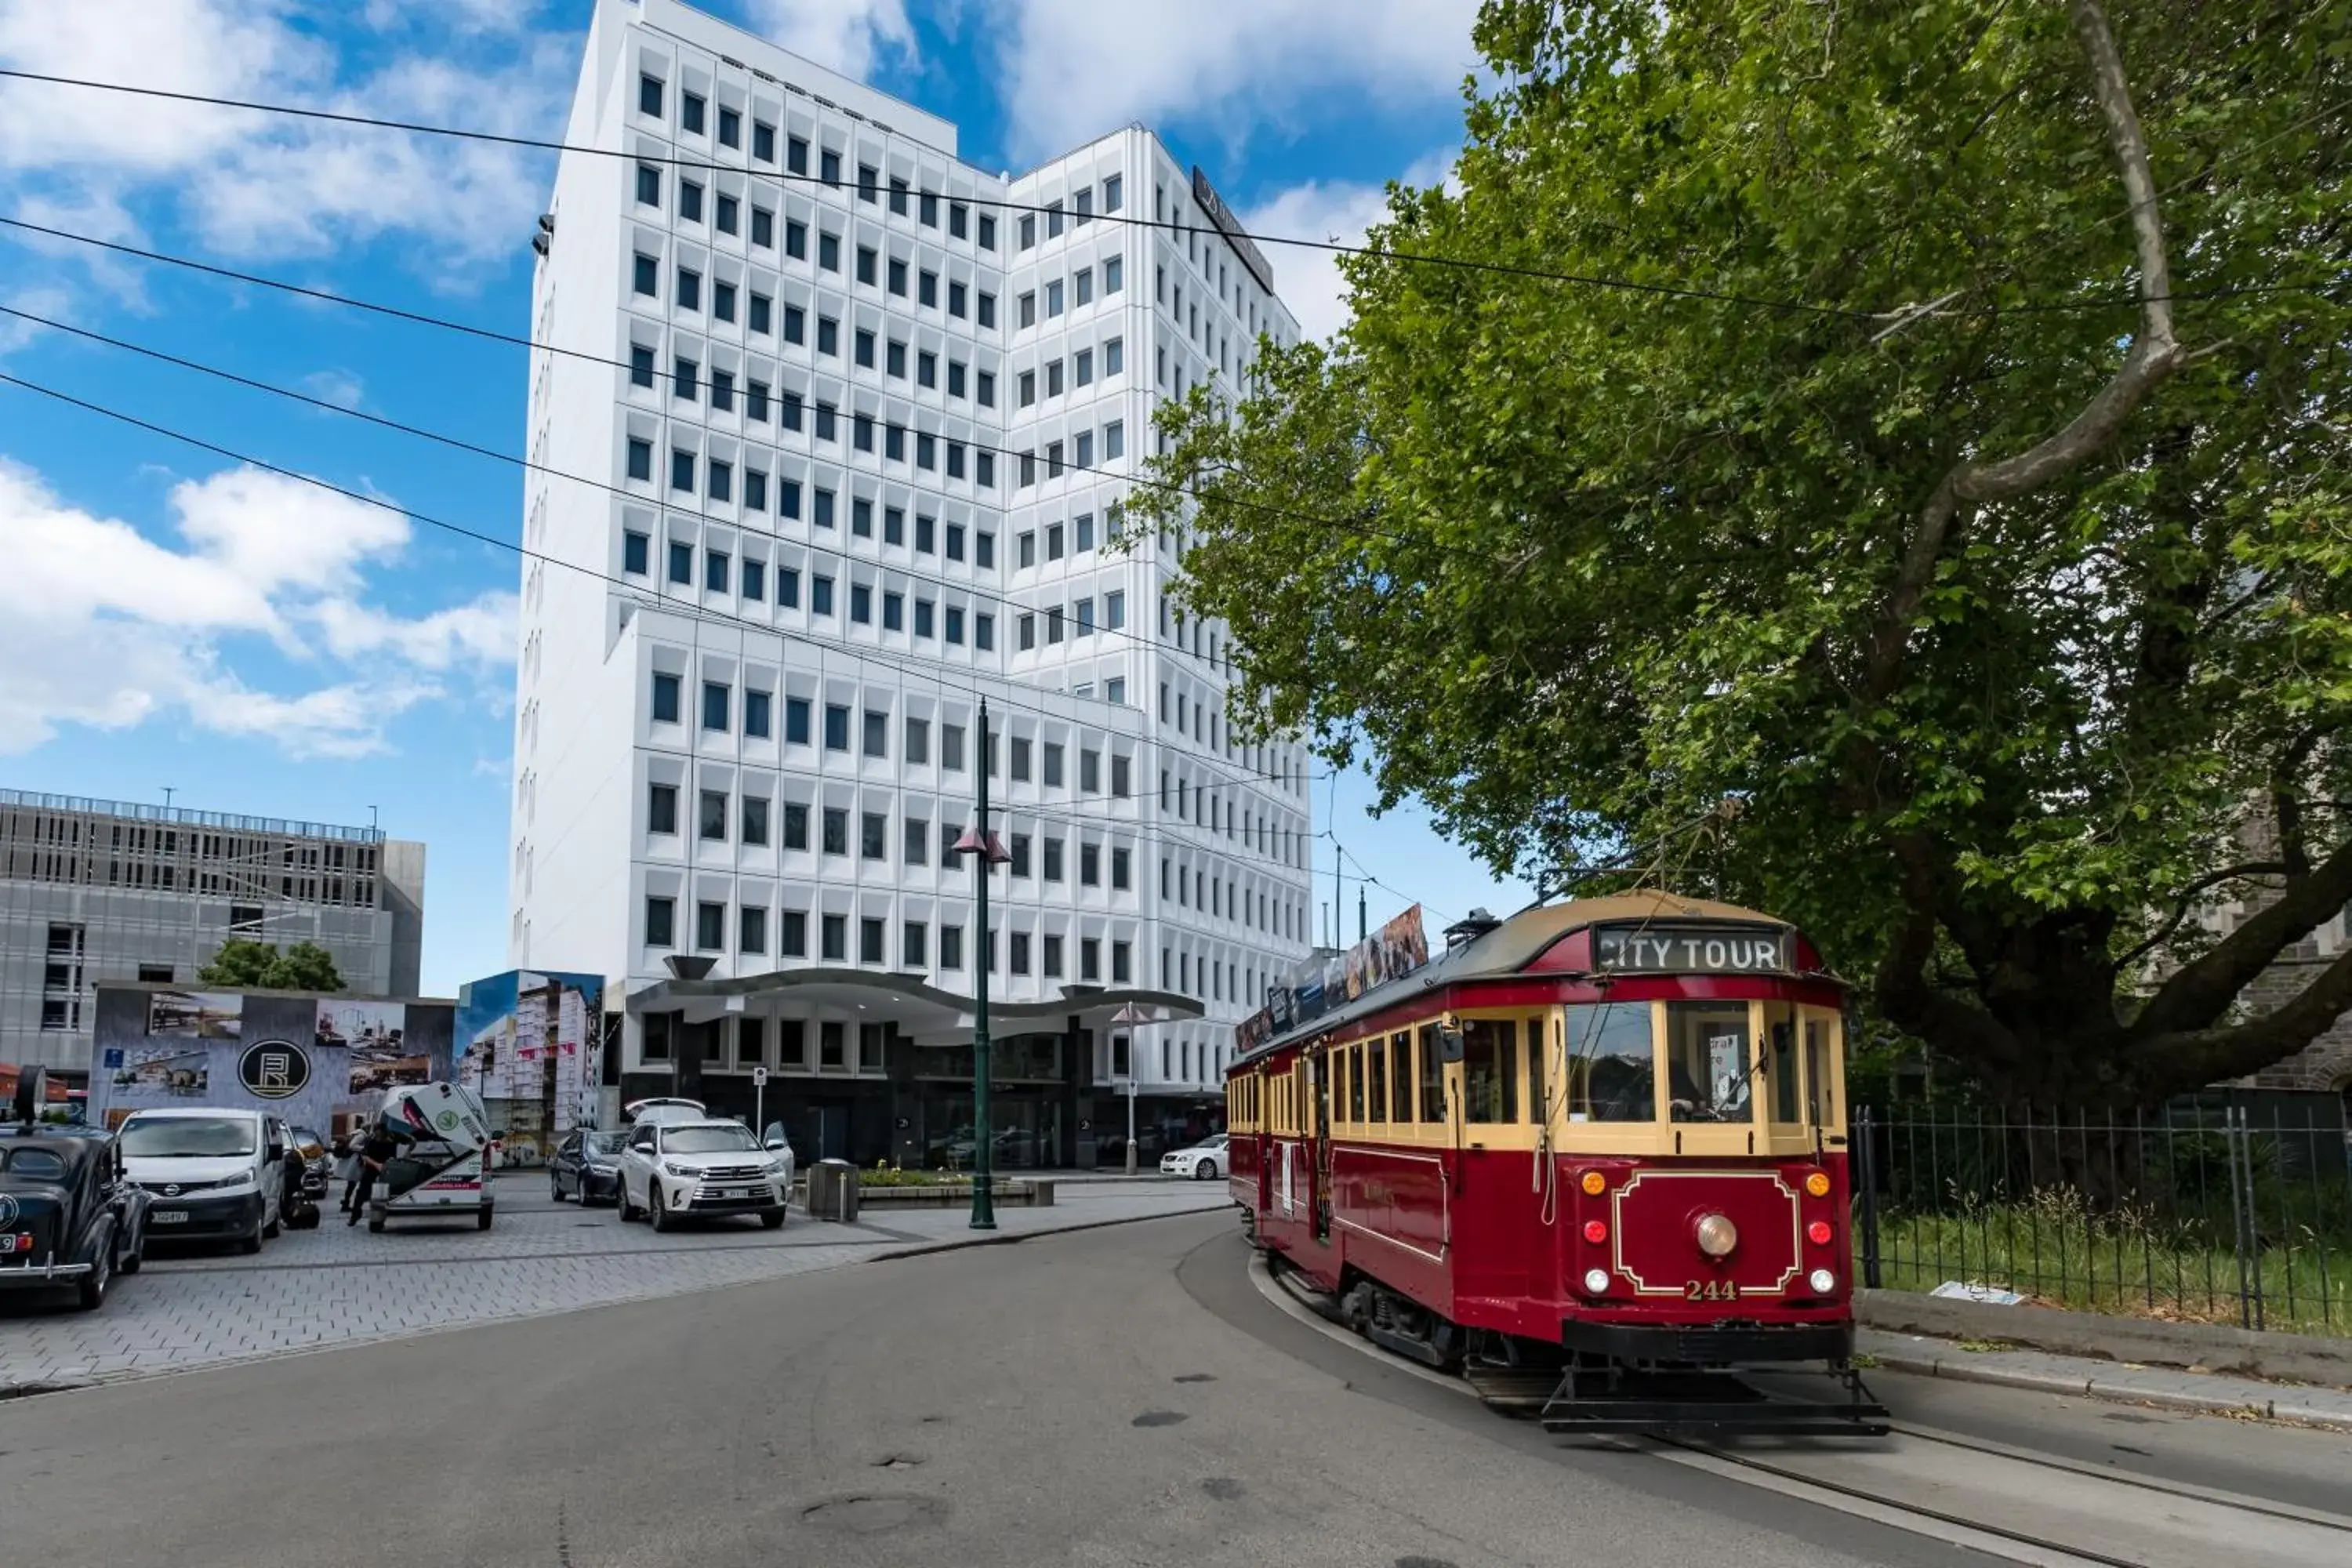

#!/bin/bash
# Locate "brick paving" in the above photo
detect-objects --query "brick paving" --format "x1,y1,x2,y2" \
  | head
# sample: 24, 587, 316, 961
0, 1175, 1231, 1392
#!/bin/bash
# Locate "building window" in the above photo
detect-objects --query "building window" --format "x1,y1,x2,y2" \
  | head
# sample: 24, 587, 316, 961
822, 915, 847, 963
742, 795, 770, 844
1010, 931, 1032, 974
862, 811, 887, 861
822, 808, 848, 855
740, 905, 767, 954
626, 438, 652, 482
782, 910, 808, 956
651, 673, 681, 723
623, 530, 649, 574
942, 924, 964, 968
786, 697, 811, 744
860, 918, 886, 964
745, 689, 772, 738
633, 255, 658, 296
645, 895, 676, 948
699, 789, 728, 840
638, 74, 663, 117
648, 782, 678, 834
783, 802, 809, 848
1112, 847, 1131, 890
695, 901, 724, 951
702, 681, 730, 731
824, 703, 850, 751
681, 90, 706, 136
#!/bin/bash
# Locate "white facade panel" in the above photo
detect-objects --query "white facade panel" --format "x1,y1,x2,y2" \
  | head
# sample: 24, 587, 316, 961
512, 0, 1314, 1097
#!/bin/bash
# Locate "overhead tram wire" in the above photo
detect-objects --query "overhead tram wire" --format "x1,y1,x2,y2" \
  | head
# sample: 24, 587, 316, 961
0, 67, 1875, 320
0, 368, 1321, 850
0, 299, 1261, 693
0, 214, 1510, 568
2, 68, 2333, 321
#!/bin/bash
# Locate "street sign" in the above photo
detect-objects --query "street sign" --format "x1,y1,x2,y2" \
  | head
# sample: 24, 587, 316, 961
751, 1066, 769, 1087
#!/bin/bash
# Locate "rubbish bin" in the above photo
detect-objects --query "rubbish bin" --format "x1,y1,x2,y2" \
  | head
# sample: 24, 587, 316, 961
808, 1157, 860, 1222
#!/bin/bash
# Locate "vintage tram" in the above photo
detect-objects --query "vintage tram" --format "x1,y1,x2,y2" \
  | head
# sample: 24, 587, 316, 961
1225, 892, 1886, 1435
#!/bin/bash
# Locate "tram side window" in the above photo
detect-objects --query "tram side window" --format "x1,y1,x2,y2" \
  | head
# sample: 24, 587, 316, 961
1462, 1018, 1518, 1124
1348, 1044, 1367, 1122
1367, 1037, 1388, 1123
1566, 1003, 1657, 1123
1529, 1014, 1548, 1126
1764, 1001, 1802, 1123
1389, 1033, 1412, 1122
1417, 1025, 1446, 1123
1666, 1001, 1753, 1123
1804, 1018, 1837, 1127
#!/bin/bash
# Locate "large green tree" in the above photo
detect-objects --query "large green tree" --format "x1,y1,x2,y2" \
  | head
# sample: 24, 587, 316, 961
1138, 0, 2352, 1107
196, 939, 347, 993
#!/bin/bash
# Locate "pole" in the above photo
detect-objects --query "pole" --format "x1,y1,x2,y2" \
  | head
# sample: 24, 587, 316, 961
971, 699, 998, 1230
1127, 1062, 1138, 1176
1358, 884, 1367, 943
753, 1076, 764, 1142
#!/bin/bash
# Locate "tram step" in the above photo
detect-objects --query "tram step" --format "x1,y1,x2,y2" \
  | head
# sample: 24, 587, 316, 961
1538, 1369, 1889, 1438
1462, 1367, 1563, 1411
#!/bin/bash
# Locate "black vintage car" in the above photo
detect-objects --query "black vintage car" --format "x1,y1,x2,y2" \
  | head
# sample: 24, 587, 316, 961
0, 1129, 151, 1311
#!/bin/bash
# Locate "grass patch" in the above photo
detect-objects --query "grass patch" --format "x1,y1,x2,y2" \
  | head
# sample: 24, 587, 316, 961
1869, 1186, 2352, 1337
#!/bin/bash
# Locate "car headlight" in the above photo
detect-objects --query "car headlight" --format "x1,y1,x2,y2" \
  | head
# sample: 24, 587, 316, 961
662, 1161, 696, 1179
212, 1172, 259, 1195
764, 1159, 789, 1176
586, 1163, 616, 1177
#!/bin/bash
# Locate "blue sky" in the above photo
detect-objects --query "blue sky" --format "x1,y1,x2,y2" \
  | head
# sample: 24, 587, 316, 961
0, 0, 1527, 996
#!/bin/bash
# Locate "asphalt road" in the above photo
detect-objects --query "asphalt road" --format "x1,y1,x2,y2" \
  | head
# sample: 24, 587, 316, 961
2, 1212, 2344, 1567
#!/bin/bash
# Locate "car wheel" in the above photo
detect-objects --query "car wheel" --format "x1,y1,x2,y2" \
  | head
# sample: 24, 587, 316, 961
118, 1240, 143, 1276
367, 1212, 387, 1234
1196, 1158, 1216, 1181
239, 1227, 263, 1255
649, 1183, 676, 1232
77, 1240, 111, 1312
617, 1181, 640, 1222
477, 1207, 494, 1232
551, 1174, 567, 1203
760, 1210, 786, 1230
263, 1210, 282, 1240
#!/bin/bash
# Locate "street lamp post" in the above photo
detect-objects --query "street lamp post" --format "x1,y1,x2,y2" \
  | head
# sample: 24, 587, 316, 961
952, 699, 1012, 1230
1111, 1002, 1155, 1177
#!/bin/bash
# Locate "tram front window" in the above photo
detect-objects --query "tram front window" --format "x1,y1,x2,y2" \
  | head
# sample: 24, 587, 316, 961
1564, 1002, 1656, 1123
1665, 1001, 1752, 1123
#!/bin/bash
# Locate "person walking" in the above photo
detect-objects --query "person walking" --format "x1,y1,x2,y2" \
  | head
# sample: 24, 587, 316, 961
332, 1131, 363, 1214
347, 1120, 401, 1226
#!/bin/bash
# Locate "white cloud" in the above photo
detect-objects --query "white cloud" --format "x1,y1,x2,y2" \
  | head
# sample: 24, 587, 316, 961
746, 0, 916, 82
994, 0, 1479, 160
302, 368, 365, 409
1243, 148, 1454, 343
0, 0, 568, 278
0, 458, 511, 758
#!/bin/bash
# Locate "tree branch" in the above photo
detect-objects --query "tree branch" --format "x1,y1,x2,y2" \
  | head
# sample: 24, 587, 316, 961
2114, 861, 2290, 971
2135, 939, 2352, 1090
2129, 833, 2352, 1040
1860, 0, 2185, 706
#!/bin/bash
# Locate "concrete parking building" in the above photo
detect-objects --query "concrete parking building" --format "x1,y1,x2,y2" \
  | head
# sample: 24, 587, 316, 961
0, 789, 425, 1077
509, 0, 1315, 1163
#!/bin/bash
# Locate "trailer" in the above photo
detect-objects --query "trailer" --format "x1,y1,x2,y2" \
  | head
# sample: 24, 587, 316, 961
366, 1082, 496, 1233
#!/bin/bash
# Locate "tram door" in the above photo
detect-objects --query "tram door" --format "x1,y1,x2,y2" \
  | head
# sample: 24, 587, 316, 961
1308, 1046, 1333, 1243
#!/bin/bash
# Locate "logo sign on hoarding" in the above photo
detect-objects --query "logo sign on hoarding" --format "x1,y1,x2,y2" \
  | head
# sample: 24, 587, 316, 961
238, 1040, 311, 1099
1592, 924, 1790, 975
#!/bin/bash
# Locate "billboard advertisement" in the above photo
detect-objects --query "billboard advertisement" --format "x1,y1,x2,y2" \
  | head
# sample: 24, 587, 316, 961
86, 985, 455, 1136
456, 968, 607, 1163
1236, 906, 1430, 1054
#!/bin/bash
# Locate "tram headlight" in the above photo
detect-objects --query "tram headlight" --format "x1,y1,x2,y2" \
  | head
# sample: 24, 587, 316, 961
1808, 1267, 1838, 1295
1579, 1169, 1606, 1196
1582, 1268, 1612, 1295
1803, 1170, 1831, 1199
1695, 1212, 1739, 1258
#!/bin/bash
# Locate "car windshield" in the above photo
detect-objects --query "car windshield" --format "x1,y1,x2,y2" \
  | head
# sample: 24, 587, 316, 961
662, 1126, 760, 1154
119, 1116, 257, 1157
587, 1132, 630, 1156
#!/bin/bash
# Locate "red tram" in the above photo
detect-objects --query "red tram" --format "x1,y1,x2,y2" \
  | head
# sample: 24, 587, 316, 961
1225, 893, 1887, 1435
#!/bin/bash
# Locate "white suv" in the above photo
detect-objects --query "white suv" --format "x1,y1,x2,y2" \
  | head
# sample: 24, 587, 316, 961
616, 1120, 791, 1231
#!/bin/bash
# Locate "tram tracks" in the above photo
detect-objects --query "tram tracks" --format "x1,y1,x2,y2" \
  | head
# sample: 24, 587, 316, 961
1250, 1250, 2352, 1568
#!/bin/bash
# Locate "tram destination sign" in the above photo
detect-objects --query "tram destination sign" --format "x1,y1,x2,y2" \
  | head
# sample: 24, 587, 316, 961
1593, 924, 1791, 975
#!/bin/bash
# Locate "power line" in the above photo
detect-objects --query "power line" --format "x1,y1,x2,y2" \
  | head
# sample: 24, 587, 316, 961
0, 67, 1874, 319
0, 214, 1461, 563
0, 367, 1318, 844
0, 299, 1258, 690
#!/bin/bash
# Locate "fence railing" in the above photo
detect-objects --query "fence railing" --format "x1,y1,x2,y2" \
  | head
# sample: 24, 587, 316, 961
1852, 1102, 2352, 1334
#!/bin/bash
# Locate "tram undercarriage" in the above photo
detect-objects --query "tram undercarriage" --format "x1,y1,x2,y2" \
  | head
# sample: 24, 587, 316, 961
1281, 1259, 1889, 1438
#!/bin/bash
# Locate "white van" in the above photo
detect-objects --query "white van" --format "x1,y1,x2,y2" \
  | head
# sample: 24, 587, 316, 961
116, 1107, 289, 1254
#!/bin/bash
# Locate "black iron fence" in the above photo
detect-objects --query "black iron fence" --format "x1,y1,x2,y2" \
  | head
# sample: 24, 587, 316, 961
1851, 1100, 2352, 1334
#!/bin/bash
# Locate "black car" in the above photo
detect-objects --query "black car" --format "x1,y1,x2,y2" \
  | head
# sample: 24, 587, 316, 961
548, 1129, 629, 1206
0, 1129, 151, 1311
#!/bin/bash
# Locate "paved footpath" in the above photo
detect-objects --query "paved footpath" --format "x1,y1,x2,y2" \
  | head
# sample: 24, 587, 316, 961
0, 1176, 1232, 1392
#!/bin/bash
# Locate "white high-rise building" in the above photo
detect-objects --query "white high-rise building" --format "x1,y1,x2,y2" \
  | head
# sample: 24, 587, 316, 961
510, 0, 1314, 1167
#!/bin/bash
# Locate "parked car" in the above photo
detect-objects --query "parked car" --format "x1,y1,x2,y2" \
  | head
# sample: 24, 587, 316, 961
549, 1129, 630, 1206
0, 1128, 151, 1310
622, 1097, 708, 1128
1160, 1133, 1230, 1181
616, 1119, 789, 1232
115, 1107, 289, 1254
